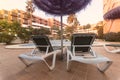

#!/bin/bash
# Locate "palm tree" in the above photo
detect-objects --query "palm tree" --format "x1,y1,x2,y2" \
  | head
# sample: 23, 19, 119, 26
26, 0, 35, 28
67, 14, 80, 33
83, 24, 91, 32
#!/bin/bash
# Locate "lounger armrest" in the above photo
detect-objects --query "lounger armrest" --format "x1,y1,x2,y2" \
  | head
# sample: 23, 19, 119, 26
30, 45, 50, 55
30, 47, 37, 55
36, 45, 50, 54
67, 48, 74, 57
89, 47, 97, 57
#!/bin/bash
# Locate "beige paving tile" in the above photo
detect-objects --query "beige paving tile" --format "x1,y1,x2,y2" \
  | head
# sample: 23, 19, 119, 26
0, 45, 120, 80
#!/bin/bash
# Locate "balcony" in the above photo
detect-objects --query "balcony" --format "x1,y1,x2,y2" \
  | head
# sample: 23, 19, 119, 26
23, 20, 28, 24
32, 18, 36, 22
23, 15, 28, 19
11, 12, 18, 17
0, 14, 4, 19
11, 17, 18, 21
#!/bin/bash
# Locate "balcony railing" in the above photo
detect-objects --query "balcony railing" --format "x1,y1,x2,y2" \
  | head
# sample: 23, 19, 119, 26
23, 15, 28, 19
23, 20, 28, 24
11, 12, 18, 17
0, 15, 4, 19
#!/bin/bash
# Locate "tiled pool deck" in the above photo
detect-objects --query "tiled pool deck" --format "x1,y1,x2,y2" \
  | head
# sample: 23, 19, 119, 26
0, 40, 120, 80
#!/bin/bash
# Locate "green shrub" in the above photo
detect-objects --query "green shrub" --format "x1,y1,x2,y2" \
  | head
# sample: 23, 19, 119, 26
0, 33, 15, 44
32, 28, 51, 35
97, 26, 104, 39
17, 28, 32, 43
116, 32, 120, 41
104, 32, 120, 42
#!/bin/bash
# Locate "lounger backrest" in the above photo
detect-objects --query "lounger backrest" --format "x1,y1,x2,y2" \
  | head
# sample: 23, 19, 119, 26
32, 35, 54, 53
71, 33, 95, 52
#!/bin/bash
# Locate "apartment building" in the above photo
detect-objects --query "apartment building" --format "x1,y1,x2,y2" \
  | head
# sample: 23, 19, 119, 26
0, 9, 66, 29
103, 0, 120, 33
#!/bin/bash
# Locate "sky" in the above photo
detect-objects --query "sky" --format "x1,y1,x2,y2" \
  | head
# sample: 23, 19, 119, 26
0, 0, 103, 25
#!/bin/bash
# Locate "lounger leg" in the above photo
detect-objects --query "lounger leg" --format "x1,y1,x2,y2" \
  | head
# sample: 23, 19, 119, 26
67, 48, 73, 71
67, 61, 72, 71
67, 52, 71, 71
43, 53, 57, 70
97, 61, 112, 72
19, 57, 30, 67
67, 49, 69, 70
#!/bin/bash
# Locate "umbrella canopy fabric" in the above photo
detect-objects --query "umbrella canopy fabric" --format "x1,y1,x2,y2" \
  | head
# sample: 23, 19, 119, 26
33, 0, 91, 58
103, 6, 120, 20
33, 0, 91, 16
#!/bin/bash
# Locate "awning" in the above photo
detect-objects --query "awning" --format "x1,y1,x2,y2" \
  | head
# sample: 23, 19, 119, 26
103, 6, 120, 20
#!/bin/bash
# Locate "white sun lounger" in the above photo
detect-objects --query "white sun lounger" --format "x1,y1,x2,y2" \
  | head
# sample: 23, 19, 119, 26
103, 44, 120, 53
18, 35, 61, 70
67, 33, 112, 72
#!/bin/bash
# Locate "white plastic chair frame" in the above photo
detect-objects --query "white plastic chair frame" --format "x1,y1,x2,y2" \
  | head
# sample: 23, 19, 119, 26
67, 48, 112, 72
19, 45, 61, 70
103, 44, 120, 53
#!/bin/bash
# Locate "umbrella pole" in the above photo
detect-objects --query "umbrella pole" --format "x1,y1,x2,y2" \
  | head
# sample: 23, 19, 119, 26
60, 15, 63, 60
